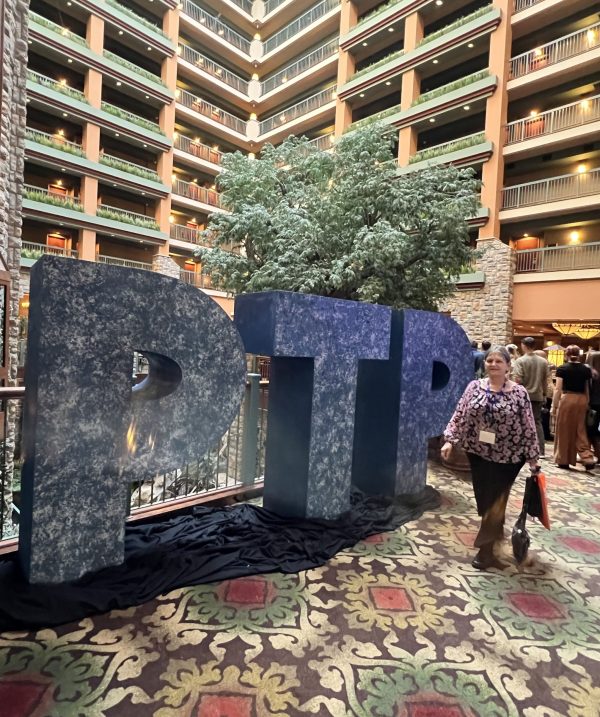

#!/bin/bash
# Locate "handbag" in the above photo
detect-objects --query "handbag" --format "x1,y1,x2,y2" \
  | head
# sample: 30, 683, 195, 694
512, 469, 550, 564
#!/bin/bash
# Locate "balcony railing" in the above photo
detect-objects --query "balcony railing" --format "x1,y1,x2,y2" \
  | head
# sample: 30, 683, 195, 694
181, 0, 252, 54
502, 168, 600, 209
350, 104, 401, 131
264, 0, 287, 14
101, 101, 163, 134
352, 48, 404, 81
180, 269, 213, 289
513, 0, 545, 12
178, 44, 249, 94
27, 69, 87, 102
308, 133, 334, 151
98, 254, 153, 271
510, 22, 600, 79
99, 153, 160, 182
506, 94, 600, 144
515, 241, 600, 273
178, 89, 247, 134
103, 49, 165, 85
23, 184, 83, 211
21, 241, 78, 260
261, 37, 339, 95
25, 127, 84, 156
259, 86, 336, 134
262, 0, 339, 55
105, 0, 170, 39
409, 132, 486, 164
413, 70, 490, 107
418, 5, 493, 48
172, 179, 222, 208
97, 204, 160, 229
174, 135, 223, 165
170, 224, 211, 245
230, 0, 253, 13
29, 11, 87, 46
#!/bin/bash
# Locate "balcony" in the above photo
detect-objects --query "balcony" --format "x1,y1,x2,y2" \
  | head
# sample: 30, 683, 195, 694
97, 205, 160, 230
177, 89, 248, 138
509, 22, 600, 96
27, 69, 87, 103
261, 0, 340, 58
308, 133, 334, 151
99, 153, 160, 182
505, 94, 600, 157
341, 0, 429, 48
513, 0, 545, 10
172, 179, 223, 212
180, 0, 252, 55
29, 11, 87, 47
170, 224, 211, 246
25, 128, 84, 157
21, 241, 78, 267
180, 269, 213, 289
98, 254, 153, 271
177, 44, 250, 96
100, 101, 163, 135
260, 37, 338, 97
501, 168, 600, 220
102, 49, 167, 89
397, 132, 492, 172
258, 86, 336, 138
23, 184, 83, 212
173, 135, 223, 173
515, 242, 600, 273
104, 0, 171, 42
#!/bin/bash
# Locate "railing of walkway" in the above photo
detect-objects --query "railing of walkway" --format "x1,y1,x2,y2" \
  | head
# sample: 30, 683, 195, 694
515, 241, 600, 273
0, 375, 268, 545
506, 94, 600, 144
502, 168, 600, 209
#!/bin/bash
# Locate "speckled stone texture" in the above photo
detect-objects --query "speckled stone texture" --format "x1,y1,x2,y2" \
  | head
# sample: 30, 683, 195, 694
235, 292, 391, 520
19, 256, 246, 583
353, 309, 472, 496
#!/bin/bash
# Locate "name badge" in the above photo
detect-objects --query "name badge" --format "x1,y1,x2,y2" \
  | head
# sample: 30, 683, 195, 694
479, 429, 496, 445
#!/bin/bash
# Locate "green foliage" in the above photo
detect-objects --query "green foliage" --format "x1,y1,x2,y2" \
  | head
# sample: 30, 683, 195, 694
105, 0, 170, 39
99, 155, 159, 181
196, 124, 480, 311
349, 104, 401, 131
26, 130, 84, 156
21, 246, 44, 259
412, 70, 490, 107
351, 49, 404, 81
409, 132, 486, 164
96, 207, 159, 229
417, 5, 493, 48
101, 102, 163, 134
24, 188, 83, 211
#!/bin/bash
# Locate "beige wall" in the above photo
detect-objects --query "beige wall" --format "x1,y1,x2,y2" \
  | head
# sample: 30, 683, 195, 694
513, 279, 600, 322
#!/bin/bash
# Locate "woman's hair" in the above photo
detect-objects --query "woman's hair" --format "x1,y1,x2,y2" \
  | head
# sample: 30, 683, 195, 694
505, 344, 518, 356
587, 350, 600, 374
486, 345, 511, 364
565, 344, 581, 361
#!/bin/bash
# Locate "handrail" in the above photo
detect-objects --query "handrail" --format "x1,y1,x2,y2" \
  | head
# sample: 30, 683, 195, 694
230, 0, 253, 13
510, 21, 600, 79
513, 0, 546, 13
261, 37, 339, 95
409, 132, 486, 164
172, 179, 222, 207
170, 224, 211, 245
22, 241, 78, 259
263, 0, 339, 55
103, 49, 165, 85
97, 204, 160, 229
25, 127, 84, 155
417, 5, 493, 48
264, 0, 288, 14
29, 11, 87, 46
259, 86, 336, 134
177, 89, 247, 135
181, 0, 252, 54
412, 70, 490, 107
99, 153, 160, 180
101, 101, 163, 133
174, 135, 223, 164
98, 254, 153, 270
506, 93, 600, 144
515, 241, 600, 273
27, 69, 87, 101
180, 269, 213, 289
105, 0, 170, 39
23, 183, 83, 210
308, 133, 334, 150
502, 167, 600, 209
178, 44, 249, 94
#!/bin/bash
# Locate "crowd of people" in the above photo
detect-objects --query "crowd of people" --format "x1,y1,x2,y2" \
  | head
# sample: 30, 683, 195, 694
441, 338, 599, 570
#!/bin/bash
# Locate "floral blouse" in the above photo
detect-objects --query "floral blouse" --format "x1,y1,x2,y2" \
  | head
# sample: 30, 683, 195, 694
444, 379, 539, 464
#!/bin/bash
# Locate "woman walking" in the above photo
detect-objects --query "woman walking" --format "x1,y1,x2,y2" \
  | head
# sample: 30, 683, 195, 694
551, 345, 595, 471
441, 346, 539, 570
586, 350, 600, 461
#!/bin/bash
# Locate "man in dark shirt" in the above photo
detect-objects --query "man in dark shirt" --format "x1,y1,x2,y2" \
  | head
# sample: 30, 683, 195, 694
471, 340, 485, 378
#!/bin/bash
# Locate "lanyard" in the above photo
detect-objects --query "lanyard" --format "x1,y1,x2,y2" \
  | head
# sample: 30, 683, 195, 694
484, 379, 506, 425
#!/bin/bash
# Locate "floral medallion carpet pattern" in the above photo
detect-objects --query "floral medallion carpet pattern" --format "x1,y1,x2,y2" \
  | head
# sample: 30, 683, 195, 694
1, 461, 599, 717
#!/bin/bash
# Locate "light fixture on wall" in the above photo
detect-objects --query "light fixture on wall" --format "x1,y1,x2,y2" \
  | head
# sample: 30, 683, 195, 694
569, 230, 580, 243
552, 322, 600, 340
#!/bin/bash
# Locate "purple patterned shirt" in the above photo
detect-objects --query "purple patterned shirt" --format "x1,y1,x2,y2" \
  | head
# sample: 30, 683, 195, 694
444, 380, 539, 464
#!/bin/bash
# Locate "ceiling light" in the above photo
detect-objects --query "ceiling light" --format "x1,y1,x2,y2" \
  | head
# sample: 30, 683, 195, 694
359, 93, 365, 98
429, 118, 435, 123
432, 59, 438, 64
143, 144, 147, 147
577, 163, 587, 173
118, 30, 123, 35
463, 105, 470, 110
147, 46, 152, 51
435, 0, 443, 5
362, 42, 368, 46
116, 81, 122, 86
569, 231, 580, 243
523, 233, 529, 237
62, 112, 68, 117
115, 133, 120, 137
385, 81, 391, 86
468, 43, 474, 48
388, 27, 394, 32
67, 58, 73, 64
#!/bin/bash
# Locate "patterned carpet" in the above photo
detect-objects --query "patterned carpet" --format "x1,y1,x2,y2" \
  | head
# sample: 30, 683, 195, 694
1, 458, 599, 717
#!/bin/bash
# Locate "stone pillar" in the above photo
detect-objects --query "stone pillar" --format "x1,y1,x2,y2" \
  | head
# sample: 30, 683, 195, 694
334, 0, 357, 136
153, 253, 181, 278
397, 11, 423, 166
0, 0, 29, 532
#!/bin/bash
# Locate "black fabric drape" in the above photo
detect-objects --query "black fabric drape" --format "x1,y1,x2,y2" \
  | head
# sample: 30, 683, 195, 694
0, 487, 440, 632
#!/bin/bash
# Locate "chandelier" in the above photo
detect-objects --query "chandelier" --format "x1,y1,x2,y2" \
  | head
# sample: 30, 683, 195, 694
552, 323, 600, 340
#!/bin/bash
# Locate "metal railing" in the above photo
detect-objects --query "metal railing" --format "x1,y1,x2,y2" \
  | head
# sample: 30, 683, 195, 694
29, 11, 87, 46
262, 0, 339, 55
502, 168, 600, 209
412, 70, 490, 107
23, 184, 83, 210
27, 69, 87, 101
230, 0, 253, 13
515, 241, 600, 272
103, 49, 164, 85
261, 37, 339, 95
97, 204, 160, 229
181, 0, 252, 54
259, 86, 336, 134
510, 22, 600, 79
105, 0, 170, 39
178, 44, 249, 94
513, 0, 545, 12
21, 241, 78, 260
409, 131, 486, 164
100, 153, 160, 181
180, 268, 213, 289
264, 0, 288, 14
170, 224, 210, 245
506, 93, 600, 144
177, 89, 248, 134
25, 127, 84, 156
97, 254, 153, 271
308, 133, 334, 151
174, 135, 223, 165
101, 101, 162, 133
173, 179, 222, 208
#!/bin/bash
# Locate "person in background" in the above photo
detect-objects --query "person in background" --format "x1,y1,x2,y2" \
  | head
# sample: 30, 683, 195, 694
441, 346, 539, 570
551, 345, 595, 471
471, 340, 485, 378
535, 349, 555, 441
481, 340, 491, 355
586, 350, 600, 460
513, 337, 549, 457
506, 344, 520, 378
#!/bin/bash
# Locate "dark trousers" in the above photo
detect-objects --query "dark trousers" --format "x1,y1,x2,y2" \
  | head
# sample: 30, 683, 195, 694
530, 400, 546, 455
467, 453, 524, 549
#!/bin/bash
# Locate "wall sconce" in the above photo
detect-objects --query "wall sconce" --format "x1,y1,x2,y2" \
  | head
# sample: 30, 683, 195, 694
569, 231, 580, 243
577, 164, 587, 174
